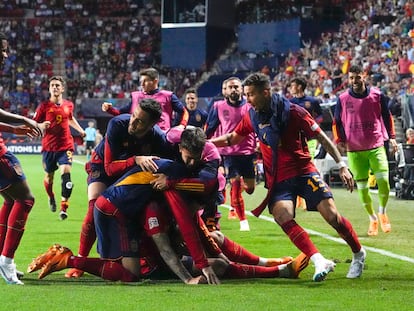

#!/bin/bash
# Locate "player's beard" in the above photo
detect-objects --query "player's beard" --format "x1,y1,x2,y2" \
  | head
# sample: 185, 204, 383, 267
229, 92, 241, 103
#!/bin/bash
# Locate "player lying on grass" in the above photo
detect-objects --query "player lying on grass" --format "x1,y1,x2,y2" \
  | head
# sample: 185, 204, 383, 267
27, 204, 308, 283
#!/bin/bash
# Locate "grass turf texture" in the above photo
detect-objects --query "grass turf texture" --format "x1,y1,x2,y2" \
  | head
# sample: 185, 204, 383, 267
2, 154, 414, 310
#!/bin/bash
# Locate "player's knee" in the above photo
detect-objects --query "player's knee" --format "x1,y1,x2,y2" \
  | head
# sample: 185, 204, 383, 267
24, 198, 35, 212
61, 173, 73, 199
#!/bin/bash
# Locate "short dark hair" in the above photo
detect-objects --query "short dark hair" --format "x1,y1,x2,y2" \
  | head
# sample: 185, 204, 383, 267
184, 87, 197, 97
139, 98, 162, 122
139, 67, 159, 80
349, 65, 363, 74
180, 126, 206, 156
242, 72, 271, 90
290, 77, 307, 89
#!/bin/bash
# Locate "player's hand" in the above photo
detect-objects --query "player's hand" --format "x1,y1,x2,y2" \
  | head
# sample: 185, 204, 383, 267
150, 173, 168, 191
135, 155, 160, 172
13, 125, 39, 138
102, 102, 112, 112
22, 118, 42, 137
201, 266, 220, 285
185, 275, 207, 285
339, 167, 354, 193
389, 138, 398, 155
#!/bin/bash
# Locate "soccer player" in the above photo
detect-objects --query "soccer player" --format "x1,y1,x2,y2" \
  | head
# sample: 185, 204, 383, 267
211, 72, 366, 282
65, 98, 175, 278
84, 121, 97, 161
139, 198, 309, 281
102, 67, 189, 131
289, 77, 324, 210
205, 77, 257, 231
183, 88, 208, 128
333, 65, 397, 236
289, 77, 323, 159
33, 75, 86, 220
0, 109, 46, 285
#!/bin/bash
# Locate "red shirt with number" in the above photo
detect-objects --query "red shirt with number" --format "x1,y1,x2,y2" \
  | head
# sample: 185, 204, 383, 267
33, 99, 75, 152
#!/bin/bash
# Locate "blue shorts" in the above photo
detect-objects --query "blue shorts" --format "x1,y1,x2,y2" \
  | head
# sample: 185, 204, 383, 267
0, 151, 26, 191
85, 161, 116, 187
223, 154, 256, 179
42, 150, 73, 173
94, 197, 140, 260
269, 172, 333, 212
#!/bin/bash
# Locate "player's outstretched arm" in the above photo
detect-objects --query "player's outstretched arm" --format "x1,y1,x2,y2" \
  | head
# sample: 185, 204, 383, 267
151, 232, 202, 284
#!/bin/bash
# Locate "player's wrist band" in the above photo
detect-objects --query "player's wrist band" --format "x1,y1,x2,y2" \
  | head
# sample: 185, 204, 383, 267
337, 161, 347, 169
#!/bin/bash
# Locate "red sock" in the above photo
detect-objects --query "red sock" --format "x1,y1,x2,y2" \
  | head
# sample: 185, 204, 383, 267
78, 199, 97, 257
163, 190, 209, 270
220, 237, 259, 265
224, 263, 279, 279
230, 179, 246, 221
44, 180, 54, 199
336, 216, 362, 253
61, 201, 69, 212
0, 200, 13, 252
69, 257, 139, 282
280, 219, 318, 257
2, 199, 34, 258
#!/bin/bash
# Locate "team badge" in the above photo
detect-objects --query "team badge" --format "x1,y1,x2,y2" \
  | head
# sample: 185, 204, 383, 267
148, 217, 159, 230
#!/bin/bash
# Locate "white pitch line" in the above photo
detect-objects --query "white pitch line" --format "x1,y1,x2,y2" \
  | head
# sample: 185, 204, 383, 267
221, 204, 414, 264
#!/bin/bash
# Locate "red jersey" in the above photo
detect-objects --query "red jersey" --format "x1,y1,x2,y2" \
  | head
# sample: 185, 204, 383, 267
33, 99, 75, 152
235, 104, 320, 183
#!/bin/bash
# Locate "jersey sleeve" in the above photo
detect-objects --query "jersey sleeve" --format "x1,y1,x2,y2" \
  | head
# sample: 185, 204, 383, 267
234, 112, 254, 137
332, 97, 346, 143
103, 118, 136, 177
292, 105, 321, 138
204, 103, 220, 138
171, 93, 189, 127
380, 93, 396, 139
32, 103, 45, 122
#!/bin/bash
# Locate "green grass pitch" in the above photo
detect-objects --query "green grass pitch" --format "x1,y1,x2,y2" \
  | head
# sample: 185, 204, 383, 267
1, 154, 413, 311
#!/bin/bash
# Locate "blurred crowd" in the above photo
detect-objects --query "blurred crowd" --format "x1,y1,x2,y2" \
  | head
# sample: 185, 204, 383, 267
0, 0, 200, 118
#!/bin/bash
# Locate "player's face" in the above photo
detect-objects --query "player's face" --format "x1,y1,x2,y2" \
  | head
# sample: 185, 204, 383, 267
179, 146, 202, 169
222, 83, 227, 98
289, 82, 300, 96
140, 75, 157, 93
128, 105, 154, 138
243, 85, 270, 112
227, 79, 242, 102
49, 79, 65, 98
348, 71, 365, 94
0, 39, 9, 68
185, 93, 198, 111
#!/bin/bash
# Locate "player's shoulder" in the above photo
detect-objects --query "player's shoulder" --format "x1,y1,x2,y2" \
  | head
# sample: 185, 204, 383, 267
108, 113, 131, 128
62, 99, 74, 106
